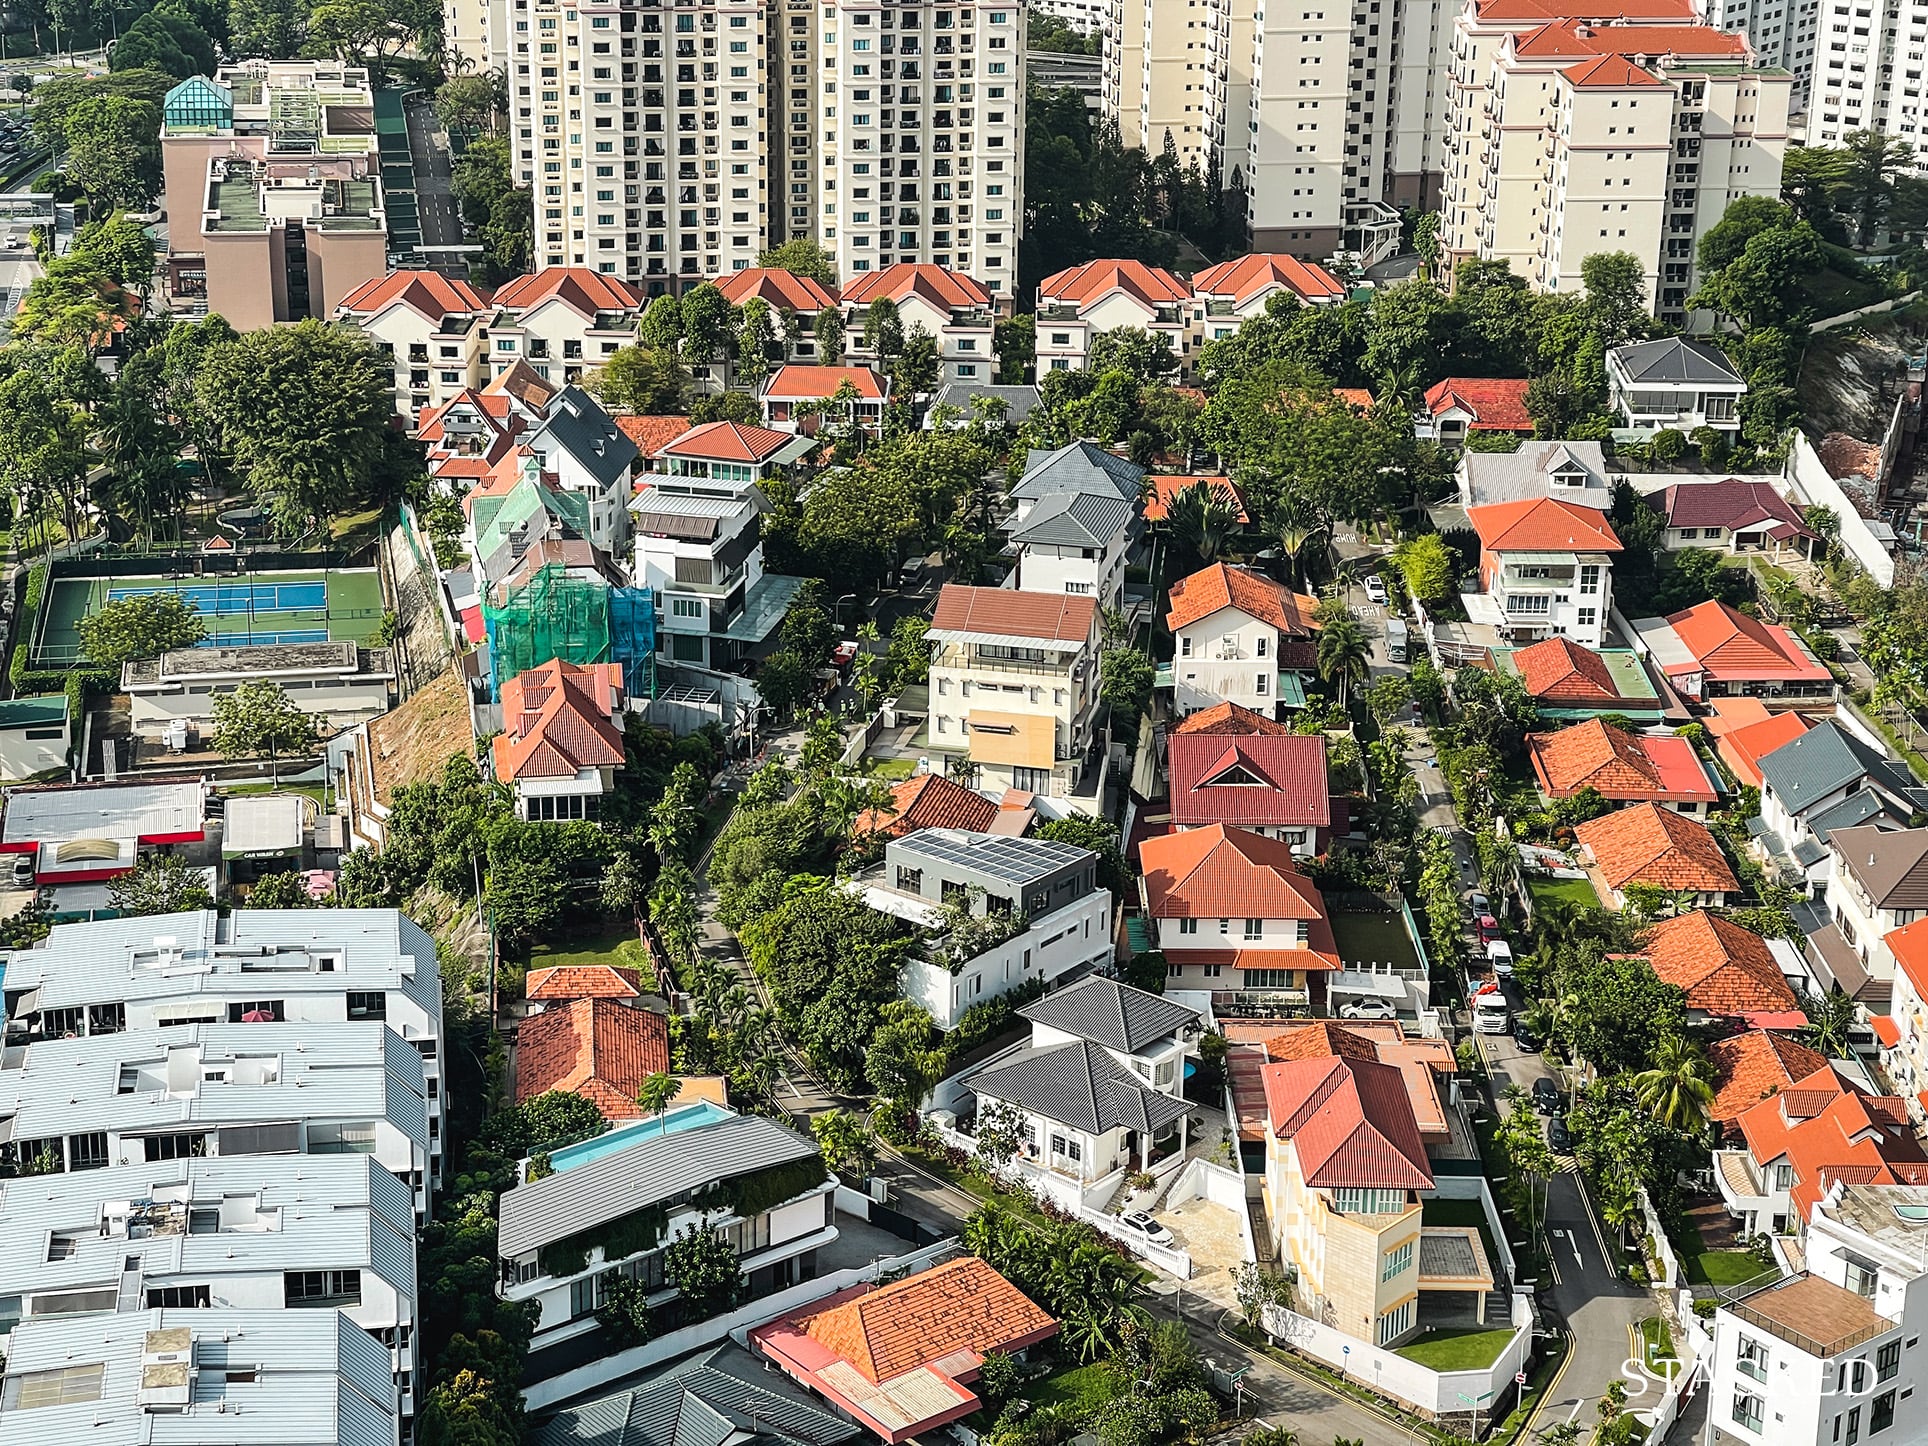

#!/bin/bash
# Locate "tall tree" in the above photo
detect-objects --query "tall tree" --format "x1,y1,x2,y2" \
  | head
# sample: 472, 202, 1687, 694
211, 680, 322, 785
63, 94, 163, 210
863, 298, 904, 366
1632, 1032, 1716, 1138
755, 237, 838, 287
227, 0, 308, 55
736, 297, 779, 386
678, 282, 736, 367
1839, 129, 1916, 245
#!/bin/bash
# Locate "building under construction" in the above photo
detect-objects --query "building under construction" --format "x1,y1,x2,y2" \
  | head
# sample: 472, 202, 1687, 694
482, 562, 656, 702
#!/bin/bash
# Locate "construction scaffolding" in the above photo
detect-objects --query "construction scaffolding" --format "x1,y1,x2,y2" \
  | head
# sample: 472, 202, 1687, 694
482, 564, 657, 701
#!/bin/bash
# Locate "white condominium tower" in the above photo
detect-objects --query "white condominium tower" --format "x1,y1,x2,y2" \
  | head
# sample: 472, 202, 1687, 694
1804, 0, 1928, 145
511, 0, 769, 287
817, 0, 1026, 292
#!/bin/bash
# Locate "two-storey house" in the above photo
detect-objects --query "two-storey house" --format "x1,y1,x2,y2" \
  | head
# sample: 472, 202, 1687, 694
1166, 702, 1334, 855
1525, 718, 1721, 815
1165, 564, 1318, 719
519, 386, 640, 559
1573, 802, 1740, 910
1815, 827, 1928, 1012
1138, 823, 1340, 1013
1878, 918, 1928, 1127
712, 268, 841, 389
760, 366, 890, 436
1607, 336, 1748, 435
851, 829, 1113, 1031
1033, 259, 1189, 373
491, 660, 627, 823
1466, 497, 1623, 648
963, 978, 1201, 1188
334, 270, 492, 415
1754, 721, 1926, 895
1187, 254, 1345, 355
1006, 442, 1143, 607
842, 264, 999, 388
926, 585, 1103, 800
1636, 911, 1799, 1023
486, 269, 647, 387
1631, 600, 1836, 706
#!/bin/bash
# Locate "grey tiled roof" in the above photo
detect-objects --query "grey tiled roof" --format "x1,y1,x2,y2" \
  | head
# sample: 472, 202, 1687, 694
968, 1039, 1194, 1136
1460, 440, 1611, 510
533, 386, 641, 488
1757, 720, 1921, 819
1611, 337, 1746, 387
1018, 976, 1201, 1053
531, 1344, 861, 1446
1806, 790, 1910, 843
1012, 441, 1143, 504
1008, 490, 1136, 547
930, 382, 1041, 424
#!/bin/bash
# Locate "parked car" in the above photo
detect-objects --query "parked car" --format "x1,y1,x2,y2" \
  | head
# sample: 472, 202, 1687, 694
1531, 1077, 1561, 1115
1485, 939, 1515, 978
1476, 913, 1503, 943
1117, 1211, 1174, 1246
1364, 574, 1389, 606
1467, 890, 1491, 915
1512, 1020, 1544, 1053
1472, 985, 1510, 1035
1339, 997, 1399, 1021
1547, 1115, 1573, 1153
8, 854, 33, 885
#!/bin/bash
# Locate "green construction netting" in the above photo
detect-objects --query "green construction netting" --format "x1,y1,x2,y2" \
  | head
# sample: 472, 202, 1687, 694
483, 563, 657, 702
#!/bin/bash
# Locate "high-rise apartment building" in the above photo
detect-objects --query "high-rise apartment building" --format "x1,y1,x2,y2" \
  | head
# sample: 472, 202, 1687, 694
1804, 0, 1928, 146
816, 0, 1025, 291
510, 0, 768, 290
1104, 0, 1148, 146
768, 0, 820, 247
1708, 0, 1816, 103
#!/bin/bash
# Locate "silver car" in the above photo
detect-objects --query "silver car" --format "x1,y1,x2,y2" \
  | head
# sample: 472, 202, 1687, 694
1117, 1211, 1175, 1246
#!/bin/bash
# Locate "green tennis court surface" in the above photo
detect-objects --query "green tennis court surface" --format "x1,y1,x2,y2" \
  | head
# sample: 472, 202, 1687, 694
35, 567, 385, 668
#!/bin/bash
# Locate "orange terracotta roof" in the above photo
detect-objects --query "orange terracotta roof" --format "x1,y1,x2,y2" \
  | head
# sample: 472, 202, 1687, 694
337, 268, 488, 321
1334, 387, 1377, 410
492, 659, 627, 783
929, 584, 1097, 645
1563, 53, 1664, 84
1140, 823, 1330, 921
524, 963, 645, 1001
492, 267, 646, 316
1888, 915, 1928, 1005
1709, 1029, 1828, 1126
1143, 475, 1248, 524
1037, 258, 1190, 308
1661, 601, 1831, 683
1167, 563, 1310, 635
1873, 1015, 1902, 1047
1191, 253, 1346, 305
854, 773, 1000, 837
1475, 0, 1696, 19
1639, 911, 1797, 1014
1526, 719, 1716, 803
1168, 944, 1343, 973
1261, 1054, 1434, 1190
514, 997, 671, 1118
714, 267, 839, 312
483, 360, 559, 411
1513, 637, 1624, 703
1424, 377, 1534, 431
1263, 1021, 1379, 1063
800, 1257, 1056, 1385
1512, 18, 1746, 59
764, 364, 888, 399
614, 415, 694, 457
658, 419, 798, 463
1735, 1063, 1928, 1222
1171, 701, 1295, 737
1715, 710, 1812, 789
1574, 802, 1739, 893
1468, 497, 1623, 553
841, 262, 992, 310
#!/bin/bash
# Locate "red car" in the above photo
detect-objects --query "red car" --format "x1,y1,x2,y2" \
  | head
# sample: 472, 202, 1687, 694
1475, 913, 1502, 942
831, 640, 861, 669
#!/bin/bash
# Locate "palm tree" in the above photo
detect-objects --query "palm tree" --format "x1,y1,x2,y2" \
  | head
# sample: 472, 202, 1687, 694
1803, 987, 1859, 1058
1316, 615, 1372, 713
1633, 1032, 1716, 1136
1264, 487, 1329, 589
1165, 479, 1241, 566
636, 1071, 678, 1123
1600, 1189, 1642, 1251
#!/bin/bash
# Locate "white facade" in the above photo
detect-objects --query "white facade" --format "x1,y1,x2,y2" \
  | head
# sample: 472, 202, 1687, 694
1806, 0, 1928, 153
1607, 347, 1749, 433
927, 623, 1102, 798
1482, 546, 1617, 649
1033, 267, 1189, 373
337, 283, 492, 414
842, 282, 999, 386
1007, 517, 1132, 608
1883, 947, 1928, 1125
1103, 0, 1148, 147
487, 277, 646, 386
0, 696, 69, 782
899, 892, 1113, 1029
122, 642, 395, 736
1818, 836, 1927, 1002
522, 390, 640, 556
1171, 605, 1295, 718
817, 0, 1025, 290
1709, 0, 1817, 103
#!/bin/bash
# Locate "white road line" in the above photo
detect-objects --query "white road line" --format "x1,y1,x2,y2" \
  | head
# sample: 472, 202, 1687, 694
1569, 1232, 1585, 1270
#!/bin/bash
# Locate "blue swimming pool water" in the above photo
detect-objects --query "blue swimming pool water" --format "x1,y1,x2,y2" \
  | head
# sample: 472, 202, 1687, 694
545, 1100, 735, 1173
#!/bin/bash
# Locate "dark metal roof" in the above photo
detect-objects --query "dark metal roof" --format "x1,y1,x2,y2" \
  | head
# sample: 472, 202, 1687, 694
1012, 442, 1143, 504
1008, 489, 1136, 548
1611, 336, 1747, 387
893, 827, 1093, 887
967, 1040, 1195, 1136
531, 1344, 862, 1446
1018, 976, 1201, 1053
533, 386, 642, 488
1758, 720, 1921, 819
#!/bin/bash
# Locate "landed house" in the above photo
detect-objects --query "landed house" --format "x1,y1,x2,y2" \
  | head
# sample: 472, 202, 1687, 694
492, 660, 627, 822
0, 694, 72, 781
841, 264, 999, 387
514, 997, 672, 1119
1005, 442, 1144, 607
1034, 259, 1190, 373
854, 773, 1001, 839
1755, 721, 1927, 893
1606, 336, 1747, 435
123, 641, 395, 737
760, 366, 890, 436
1574, 802, 1740, 910
961, 977, 1201, 1189
852, 828, 1113, 1032
1525, 718, 1720, 814
1457, 439, 1611, 512
712, 268, 841, 388
925, 382, 1042, 430
1166, 702, 1333, 854
336, 269, 493, 414
1649, 479, 1815, 558
926, 585, 1103, 801
1010, 441, 1143, 516
1165, 564, 1318, 718
525, 962, 645, 1004
632, 420, 814, 674
1880, 918, 1928, 1126
486, 268, 648, 387
1630, 600, 1835, 706
1706, 701, 1811, 790
519, 387, 642, 558
1139, 823, 1340, 1012
1188, 254, 1346, 351
1494, 637, 1670, 724
497, 1105, 834, 1369
1415, 378, 1534, 445
751, 1257, 1057, 1444
1465, 497, 1623, 648
1635, 911, 1800, 1022
1813, 826, 1928, 1011
1708, 1029, 1828, 1139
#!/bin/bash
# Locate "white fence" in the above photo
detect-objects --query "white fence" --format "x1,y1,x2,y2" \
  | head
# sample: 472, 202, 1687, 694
1810, 288, 1923, 334
1786, 431, 1896, 587
1640, 1185, 1682, 1289
1431, 1173, 1517, 1280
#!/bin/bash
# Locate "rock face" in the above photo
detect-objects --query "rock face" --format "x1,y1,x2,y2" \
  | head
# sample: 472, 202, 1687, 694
1799, 313, 1918, 442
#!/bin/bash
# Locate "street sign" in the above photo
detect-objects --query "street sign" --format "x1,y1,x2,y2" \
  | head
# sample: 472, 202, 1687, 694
1515, 1373, 1527, 1386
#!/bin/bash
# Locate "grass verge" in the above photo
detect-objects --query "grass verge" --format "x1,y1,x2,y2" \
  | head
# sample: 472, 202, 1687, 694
524, 921, 653, 975
1682, 1247, 1771, 1290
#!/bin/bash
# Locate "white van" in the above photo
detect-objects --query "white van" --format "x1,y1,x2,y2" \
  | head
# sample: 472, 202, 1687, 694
1485, 939, 1515, 978
1472, 987, 1511, 1035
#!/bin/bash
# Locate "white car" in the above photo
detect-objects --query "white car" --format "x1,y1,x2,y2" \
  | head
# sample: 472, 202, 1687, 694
1117, 1210, 1175, 1246
1485, 939, 1515, 978
1339, 997, 1399, 1021
1364, 575, 1389, 605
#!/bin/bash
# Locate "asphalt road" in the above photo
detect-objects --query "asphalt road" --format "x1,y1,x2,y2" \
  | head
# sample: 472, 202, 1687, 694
402, 93, 464, 257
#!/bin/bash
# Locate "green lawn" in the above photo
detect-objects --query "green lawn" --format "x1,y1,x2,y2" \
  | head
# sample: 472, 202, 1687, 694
1028, 1362, 1113, 1417
1682, 1248, 1772, 1289
1330, 909, 1421, 972
1640, 1316, 1676, 1367
1528, 876, 1600, 912
1393, 1326, 1517, 1371
525, 921, 653, 975
867, 756, 919, 781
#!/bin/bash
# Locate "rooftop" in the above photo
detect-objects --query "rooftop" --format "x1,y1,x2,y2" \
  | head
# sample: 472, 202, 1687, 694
1500, 638, 1659, 706
514, 998, 671, 1119
1168, 730, 1332, 829
1655, 600, 1832, 684
1709, 1028, 1828, 1127
1727, 1272, 1893, 1357
1018, 976, 1201, 1054
1037, 258, 1189, 307
1574, 802, 1739, 893
1758, 719, 1919, 815
1012, 442, 1143, 505
1526, 719, 1717, 803
854, 774, 999, 838
928, 584, 1097, 647
1425, 377, 1534, 430
3, 779, 206, 845
1611, 336, 1747, 387
492, 659, 625, 784
1460, 440, 1610, 509
1142, 475, 1248, 525
1467, 496, 1623, 553
1166, 563, 1312, 635
967, 1039, 1194, 1137
1191, 253, 1346, 305
1638, 911, 1797, 1014
1140, 824, 1330, 922
889, 827, 1094, 887
1261, 1053, 1434, 1191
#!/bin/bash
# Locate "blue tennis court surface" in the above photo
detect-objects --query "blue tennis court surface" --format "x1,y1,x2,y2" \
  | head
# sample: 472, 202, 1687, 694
206, 628, 330, 646
107, 580, 328, 614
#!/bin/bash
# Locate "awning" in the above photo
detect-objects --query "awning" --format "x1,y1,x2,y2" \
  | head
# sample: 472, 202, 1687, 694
1276, 672, 1308, 709
722, 573, 807, 643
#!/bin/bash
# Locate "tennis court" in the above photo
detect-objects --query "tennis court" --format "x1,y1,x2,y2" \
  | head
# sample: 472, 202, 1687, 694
35, 567, 386, 668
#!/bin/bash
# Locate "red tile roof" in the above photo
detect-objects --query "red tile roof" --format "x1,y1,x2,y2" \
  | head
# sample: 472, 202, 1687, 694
1167, 563, 1311, 635
483, 360, 559, 411
524, 963, 645, 1002
1656, 480, 1811, 536
929, 584, 1098, 645
1190, 253, 1347, 306
1887, 915, 1928, 1005
1424, 377, 1534, 431
514, 998, 671, 1118
1037, 258, 1190, 309
337, 268, 488, 321
657, 418, 797, 463
1140, 823, 1330, 921
1512, 18, 1747, 59
714, 267, 839, 312
1169, 733, 1332, 830
1526, 720, 1716, 803
841, 262, 992, 310
1574, 802, 1739, 894
1563, 53, 1664, 85
764, 364, 888, 399
492, 659, 627, 783
1468, 497, 1624, 553
1660, 601, 1831, 684
1171, 944, 1343, 974
1262, 1021, 1379, 1063
614, 415, 694, 457
1639, 911, 1797, 1014
1708, 1029, 1828, 1127
1261, 1054, 1435, 1191
1334, 387, 1377, 410
799, 1257, 1057, 1385
854, 773, 1000, 837
1714, 709, 1812, 789
1143, 475, 1248, 524
1171, 701, 1294, 737
491, 267, 646, 316
1513, 637, 1626, 704
1735, 1063, 1928, 1222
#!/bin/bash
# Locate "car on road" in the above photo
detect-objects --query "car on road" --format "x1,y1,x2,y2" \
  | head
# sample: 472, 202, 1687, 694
1339, 997, 1399, 1021
1485, 939, 1515, 978
1117, 1211, 1174, 1246
1475, 913, 1503, 942
1467, 890, 1491, 914
1532, 1077, 1561, 1114
1512, 1019, 1544, 1052
831, 639, 860, 669
1363, 574, 1388, 605
1547, 1115, 1572, 1153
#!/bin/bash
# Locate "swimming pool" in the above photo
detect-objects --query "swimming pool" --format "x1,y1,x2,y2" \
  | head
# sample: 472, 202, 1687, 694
544, 1100, 735, 1174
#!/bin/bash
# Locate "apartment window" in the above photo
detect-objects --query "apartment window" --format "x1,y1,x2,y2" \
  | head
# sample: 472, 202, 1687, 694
1374, 1298, 1414, 1344
144, 1133, 208, 1161
671, 597, 704, 618
1244, 969, 1296, 989
67, 1132, 108, 1171
1872, 1390, 1897, 1434
1732, 1392, 1765, 1434
1579, 564, 1601, 596
1243, 919, 1263, 939
346, 991, 386, 1021
1737, 1335, 1769, 1383
1333, 1187, 1404, 1214
1178, 918, 1199, 935
1013, 766, 1050, 792
1256, 672, 1268, 696
1879, 1341, 1901, 1382
1382, 1240, 1414, 1281
226, 1001, 282, 1023
895, 866, 923, 891
146, 1285, 211, 1308
569, 1275, 601, 1318
285, 1270, 361, 1307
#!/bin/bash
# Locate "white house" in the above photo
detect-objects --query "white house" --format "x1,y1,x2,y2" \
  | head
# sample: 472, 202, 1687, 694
334, 269, 493, 415
0, 694, 70, 781
1033, 259, 1190, 373
842, 264, 1000, 388
1005, 442, 1143, 608
1607, 336, 1748, 435
851, 828, 1114, 1030
1466, 496, 1624, 648
1187, 254, 1346, 354
486, 269, 648, 387
1879, 917, 1928, 1127
1164, 563, 1317, 718
1755, 721, 1926, 894
1814, 826, 1928, 1009
520, 386, 641, 558
122, 641, 395, 737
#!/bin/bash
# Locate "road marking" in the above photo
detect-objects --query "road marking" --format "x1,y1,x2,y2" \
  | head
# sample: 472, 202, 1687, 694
1569, 1231, 1585, 1270
1566, 1397, 1585, 1423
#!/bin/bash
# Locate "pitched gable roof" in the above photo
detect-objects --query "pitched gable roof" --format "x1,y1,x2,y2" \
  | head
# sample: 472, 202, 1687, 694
1833, 826, 1928, 910
1036, 258, 1189, 308
928, 584, 1098, 645
1574, 802, 1739, 893
658, 418, 799, 464
1639, 911, 1797, 1014
713, 267, 839, 312
1168, 731, 1332, 829
1655, 480, 1808, 535
1140, 823, 1329, 920
1758, 719, 1920, 816
763, 364, 888, 399
1467, 496, 1623, 553
337, 268, 487, 322
853, 772, 1000, 837
1887, 914, 1928, 1005
614, 415, 694, 458
798, 1257, 1056, 1385
1663, 600, 1832, 682
1012, 441, 1145, 504
1166, 563, 1310, 635
1513, 637, 1624, 703
492, 659, 627, 783
1018, 976, 1202, 1053
841, 262, 992, 311
1260, 1054, 1434, 1190
1563, 53, 1664, 84
1171, 700, 1295, 736
514, 998, 671, 1118
493, 267, 646, 317
1190, 253, 1346, 305
1735, 1063, 1928, 1222
1424, 377, 1534, 431
1714, 708, 1811, 789
1143, 474, 1248, 524
525, 963, 645, 1002
1526, 719, 1717, 803
1261, 1020, 1379, 1063
1709, 1029, 1828, 1127
1008, 489, 1136, 548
